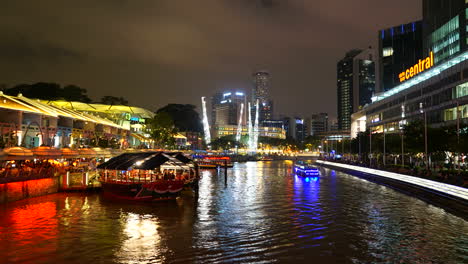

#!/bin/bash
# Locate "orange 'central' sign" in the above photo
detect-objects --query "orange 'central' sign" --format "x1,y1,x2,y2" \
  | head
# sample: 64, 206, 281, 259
398, 51, 434, 82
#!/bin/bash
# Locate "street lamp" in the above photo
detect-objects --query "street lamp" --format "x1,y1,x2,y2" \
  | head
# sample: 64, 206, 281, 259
401, 104, 405, 167
420, 102, 428, 170
383, 124, 386, 167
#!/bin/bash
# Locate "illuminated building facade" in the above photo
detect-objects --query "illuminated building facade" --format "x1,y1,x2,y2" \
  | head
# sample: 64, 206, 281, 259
379, 21, 423, 92
0, 95, 208, 149
309, 113, 328, 136
0, 92, 141, 149
352, 51, 468, 138
351, 1, 468, 138
212, 91, 246, 126
252, 71, 273, 121
44, 100, 154, 147
294, 117, 307, 143
214, 124, 286, 139
423, 0, 467, 65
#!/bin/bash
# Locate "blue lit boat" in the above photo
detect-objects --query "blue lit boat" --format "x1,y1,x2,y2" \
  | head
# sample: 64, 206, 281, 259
293, 162, 320, 177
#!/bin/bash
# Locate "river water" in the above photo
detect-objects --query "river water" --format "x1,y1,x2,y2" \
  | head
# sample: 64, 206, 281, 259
0, 161, 467, 264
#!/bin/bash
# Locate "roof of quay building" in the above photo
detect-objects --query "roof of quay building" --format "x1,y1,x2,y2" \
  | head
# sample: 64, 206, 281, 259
371, 50, 468, 103
44, 100, 155, 119
0, 92, 154, 130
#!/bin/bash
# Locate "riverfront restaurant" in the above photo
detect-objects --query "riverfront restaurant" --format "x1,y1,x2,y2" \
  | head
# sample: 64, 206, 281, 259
351, 50, 468, 138
0, 92, 154, 149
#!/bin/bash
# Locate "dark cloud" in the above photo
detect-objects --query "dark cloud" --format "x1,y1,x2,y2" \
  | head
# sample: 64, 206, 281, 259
0, 0, 420, 117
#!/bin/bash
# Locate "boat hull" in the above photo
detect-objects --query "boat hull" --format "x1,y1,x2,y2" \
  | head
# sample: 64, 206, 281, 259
198, 163, 234, 169
101, 181, 184, 202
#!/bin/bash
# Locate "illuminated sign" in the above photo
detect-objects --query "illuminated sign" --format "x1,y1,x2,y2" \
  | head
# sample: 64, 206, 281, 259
399, 52, 434, 82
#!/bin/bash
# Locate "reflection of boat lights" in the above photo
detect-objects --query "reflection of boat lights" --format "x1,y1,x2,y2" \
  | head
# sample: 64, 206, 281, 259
203, 156, 230, 160
304, 177, 319, 183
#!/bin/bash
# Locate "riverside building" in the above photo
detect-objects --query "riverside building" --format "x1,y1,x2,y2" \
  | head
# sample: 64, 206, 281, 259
379, 21, 423, 92
0, 93, 157, 148
351, 1, 468, 137
252, 71, 273, 121
337, 48, 376, 131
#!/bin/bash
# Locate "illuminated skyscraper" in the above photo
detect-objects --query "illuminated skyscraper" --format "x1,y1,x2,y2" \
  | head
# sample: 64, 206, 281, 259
337, 48, 376, 130
423, 0, 467, 65
213, 91, 246, 126
252, 70, 273, 121
378, 21, 423, 92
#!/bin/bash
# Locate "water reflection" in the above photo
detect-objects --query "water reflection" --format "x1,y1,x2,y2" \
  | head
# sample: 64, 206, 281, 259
0, 161, 466, 263
116, 213, 164, 264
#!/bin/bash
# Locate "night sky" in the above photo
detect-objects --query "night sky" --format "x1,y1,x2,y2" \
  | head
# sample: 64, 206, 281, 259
0, 0, 420, 119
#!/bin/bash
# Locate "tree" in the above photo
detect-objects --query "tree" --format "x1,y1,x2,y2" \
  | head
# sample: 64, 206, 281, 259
148, 112, 177, 148
156, 104, 202, 132
100, 96, 128, 106
303, 135, 321, 151
63, 85, 92, 103
4, 83, 92, 102
210, 135, 237, 150
403, 121, 425, 154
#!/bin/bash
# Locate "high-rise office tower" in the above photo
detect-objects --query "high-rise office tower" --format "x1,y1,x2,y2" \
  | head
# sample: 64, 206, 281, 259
309, 113, 328, 136
211, 92, 223, 125
294, 117, 307, 143
252, 70, 273, 121
354, 48, 376, 110
378, 21, 423, 92
337, 49, 376, 130
213, 91, 246, 126
423, 0, 467, 64
337, 50, 361, 131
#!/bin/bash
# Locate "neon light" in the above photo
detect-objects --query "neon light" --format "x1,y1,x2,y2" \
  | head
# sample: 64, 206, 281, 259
316, 160, 468, 201
201, 97, 211, 146
236, 103, 244, 142
235, 92, 244, 96
223, 92, 231, 97
247, 102, 253, 152
252, 99, 259, 152
398, 52, 434, 82
372, 51, 468, 103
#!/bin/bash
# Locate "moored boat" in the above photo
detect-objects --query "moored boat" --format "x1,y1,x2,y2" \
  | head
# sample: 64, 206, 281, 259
97, 151, 199, 201
193, 155, 233, 169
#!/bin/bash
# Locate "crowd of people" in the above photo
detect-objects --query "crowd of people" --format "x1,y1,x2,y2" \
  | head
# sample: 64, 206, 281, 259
0, 160, 63, 179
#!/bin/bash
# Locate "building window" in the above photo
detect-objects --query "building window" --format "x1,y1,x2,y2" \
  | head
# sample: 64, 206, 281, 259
444, 104, 468, 121
455, 82, 468, 98
382, 47, 394, 57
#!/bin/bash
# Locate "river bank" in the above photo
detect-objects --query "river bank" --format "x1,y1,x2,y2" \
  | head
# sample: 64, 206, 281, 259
316, 160, 468, 220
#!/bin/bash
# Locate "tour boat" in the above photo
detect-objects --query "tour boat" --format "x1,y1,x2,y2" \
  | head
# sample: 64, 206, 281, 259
97, 152, 199, 201
293, 162, 320, 177
193, 155, 233, 169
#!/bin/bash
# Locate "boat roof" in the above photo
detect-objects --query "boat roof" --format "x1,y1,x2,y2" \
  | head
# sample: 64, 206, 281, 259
97, 152, 193, 170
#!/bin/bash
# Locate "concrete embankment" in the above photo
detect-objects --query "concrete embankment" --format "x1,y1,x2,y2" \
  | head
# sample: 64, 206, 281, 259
316, 160, 468, 219
0, 177, 60, 203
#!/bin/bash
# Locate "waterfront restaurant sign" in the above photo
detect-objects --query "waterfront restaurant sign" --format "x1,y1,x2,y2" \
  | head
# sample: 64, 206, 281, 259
398, 51, 434, 82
